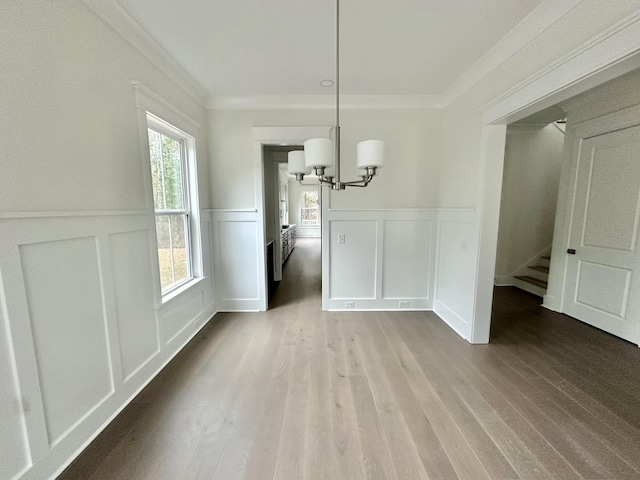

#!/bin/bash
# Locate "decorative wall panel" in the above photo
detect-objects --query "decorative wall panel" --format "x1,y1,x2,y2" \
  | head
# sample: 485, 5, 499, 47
109, 230, 159, 381
20, 237, 113, 446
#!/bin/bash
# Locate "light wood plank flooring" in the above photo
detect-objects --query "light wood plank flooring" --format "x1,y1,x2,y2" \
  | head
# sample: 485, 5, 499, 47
60, 238, 640, 479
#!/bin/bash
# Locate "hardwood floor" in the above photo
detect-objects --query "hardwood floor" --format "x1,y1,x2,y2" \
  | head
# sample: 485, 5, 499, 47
59, 238, 640, 480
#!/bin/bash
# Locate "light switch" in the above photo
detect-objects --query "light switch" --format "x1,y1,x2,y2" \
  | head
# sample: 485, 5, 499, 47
338, 234, 346, 244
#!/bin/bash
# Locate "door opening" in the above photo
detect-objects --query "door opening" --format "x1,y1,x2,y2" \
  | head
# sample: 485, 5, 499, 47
491, 68, 640, 346
262, 145, 323, 307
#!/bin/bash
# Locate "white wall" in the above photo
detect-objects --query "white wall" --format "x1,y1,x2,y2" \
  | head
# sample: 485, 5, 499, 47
0, 3, 214, 479
209, 108, 442, 210
208, 108, 443, 311
495, 124, 564, 279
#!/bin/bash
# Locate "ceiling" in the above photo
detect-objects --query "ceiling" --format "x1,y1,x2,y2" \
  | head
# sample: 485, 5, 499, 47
115, 0, 544, 99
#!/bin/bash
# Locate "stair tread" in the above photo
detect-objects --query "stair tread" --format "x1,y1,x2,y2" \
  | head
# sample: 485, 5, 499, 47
514, 275, 548, 289
528, 265, 550, 274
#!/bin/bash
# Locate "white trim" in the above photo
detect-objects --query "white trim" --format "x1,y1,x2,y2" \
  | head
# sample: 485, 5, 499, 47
133, 82, 200, 135
253, 126, 333, 143
442, 0, 582, 105
136, 86, 204, 308
0, 210, 148, 220
433, 300, 469, 341
157, 277, 205, 308
482, 8, 640, 124
203, 208, 258, 213
209, 94, 444, 110
327, 207, 474, 213
471, 125, 507, 345
83, 1, 207, 107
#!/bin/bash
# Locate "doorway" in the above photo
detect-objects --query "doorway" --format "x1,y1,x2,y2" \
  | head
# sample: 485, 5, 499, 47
494, 110, 565, 298
262, 146, 323, 307
252, 126, 331, 311
491, 68, 640, 345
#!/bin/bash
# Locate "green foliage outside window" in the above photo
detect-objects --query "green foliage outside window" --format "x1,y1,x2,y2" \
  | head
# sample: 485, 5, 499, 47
148, 127, 190, 291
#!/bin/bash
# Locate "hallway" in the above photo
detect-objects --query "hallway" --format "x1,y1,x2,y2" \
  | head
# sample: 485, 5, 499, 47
60, 239, 640, 479
269, 238, 322, 310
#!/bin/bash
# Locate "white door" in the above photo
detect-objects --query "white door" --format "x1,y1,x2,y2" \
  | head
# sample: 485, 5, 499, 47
563, 123, 640, 343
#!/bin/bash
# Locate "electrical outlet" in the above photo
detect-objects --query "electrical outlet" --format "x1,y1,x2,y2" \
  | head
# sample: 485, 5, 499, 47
399, 301, 410, 308
338, 234, 346, 244
345, 301, 355, 308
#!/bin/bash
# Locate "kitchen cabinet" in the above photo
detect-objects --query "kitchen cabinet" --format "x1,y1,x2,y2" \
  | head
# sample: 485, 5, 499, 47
281, 225, 296, 264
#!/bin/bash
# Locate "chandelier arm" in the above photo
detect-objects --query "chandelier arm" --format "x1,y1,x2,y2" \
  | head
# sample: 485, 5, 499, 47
318, 176, 335, 186
341, 175, 374, 187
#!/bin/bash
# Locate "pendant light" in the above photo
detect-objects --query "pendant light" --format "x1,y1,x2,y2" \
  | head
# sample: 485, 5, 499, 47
288, 0, 384, 190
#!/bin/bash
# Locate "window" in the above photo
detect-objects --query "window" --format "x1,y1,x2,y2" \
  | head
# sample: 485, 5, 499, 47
147, 114, 197, 294
300, 190, 320, 226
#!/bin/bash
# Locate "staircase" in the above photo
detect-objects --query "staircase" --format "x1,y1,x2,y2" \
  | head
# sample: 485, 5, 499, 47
514, 254, 550, 297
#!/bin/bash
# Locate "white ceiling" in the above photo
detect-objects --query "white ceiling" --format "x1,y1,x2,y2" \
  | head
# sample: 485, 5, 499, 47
115, 0, 544, 98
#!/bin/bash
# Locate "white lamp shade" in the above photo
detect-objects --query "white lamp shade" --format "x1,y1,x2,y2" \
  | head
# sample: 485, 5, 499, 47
304, 138, 333, 168
288, 150, 310, 174
356, 140, 384, 169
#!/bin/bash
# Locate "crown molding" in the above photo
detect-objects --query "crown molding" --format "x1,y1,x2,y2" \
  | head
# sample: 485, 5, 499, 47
481, 8, 640, 124
208, 94, 445, 110
83, 0, 208, 107
442, 0, 582, 106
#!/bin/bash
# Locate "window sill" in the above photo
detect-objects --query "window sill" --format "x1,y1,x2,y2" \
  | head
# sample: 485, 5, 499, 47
157, 277, 205, 309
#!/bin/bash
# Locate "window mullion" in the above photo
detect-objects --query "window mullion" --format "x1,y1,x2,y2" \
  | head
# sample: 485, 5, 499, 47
156, 210, 187, 215
157, 133, 168, 211
168, 216, 176, 285
184, 213, 192, 278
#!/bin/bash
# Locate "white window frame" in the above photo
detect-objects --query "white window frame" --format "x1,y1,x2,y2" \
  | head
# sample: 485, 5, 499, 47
133, 82, 203, 307
146, 112, 202, 301
300, 190, 320, 226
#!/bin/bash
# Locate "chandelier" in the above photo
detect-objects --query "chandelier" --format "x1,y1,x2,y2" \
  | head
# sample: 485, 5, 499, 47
288, 0, 384, 190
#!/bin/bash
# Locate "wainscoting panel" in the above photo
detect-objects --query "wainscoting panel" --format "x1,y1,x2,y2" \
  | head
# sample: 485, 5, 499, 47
329, 220, 378, 301
0, 212, 216, 480
218, 221, 260, 300
324, 210, 437, 310
19, 237, 114, 447
382, 219, 432, 301
201, 217, 216, 314
109, 230, 159, 382
0, 277, 30, 480
161, 290, 205, 346
209, 210, 265, 311
433, 210, 478, 340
